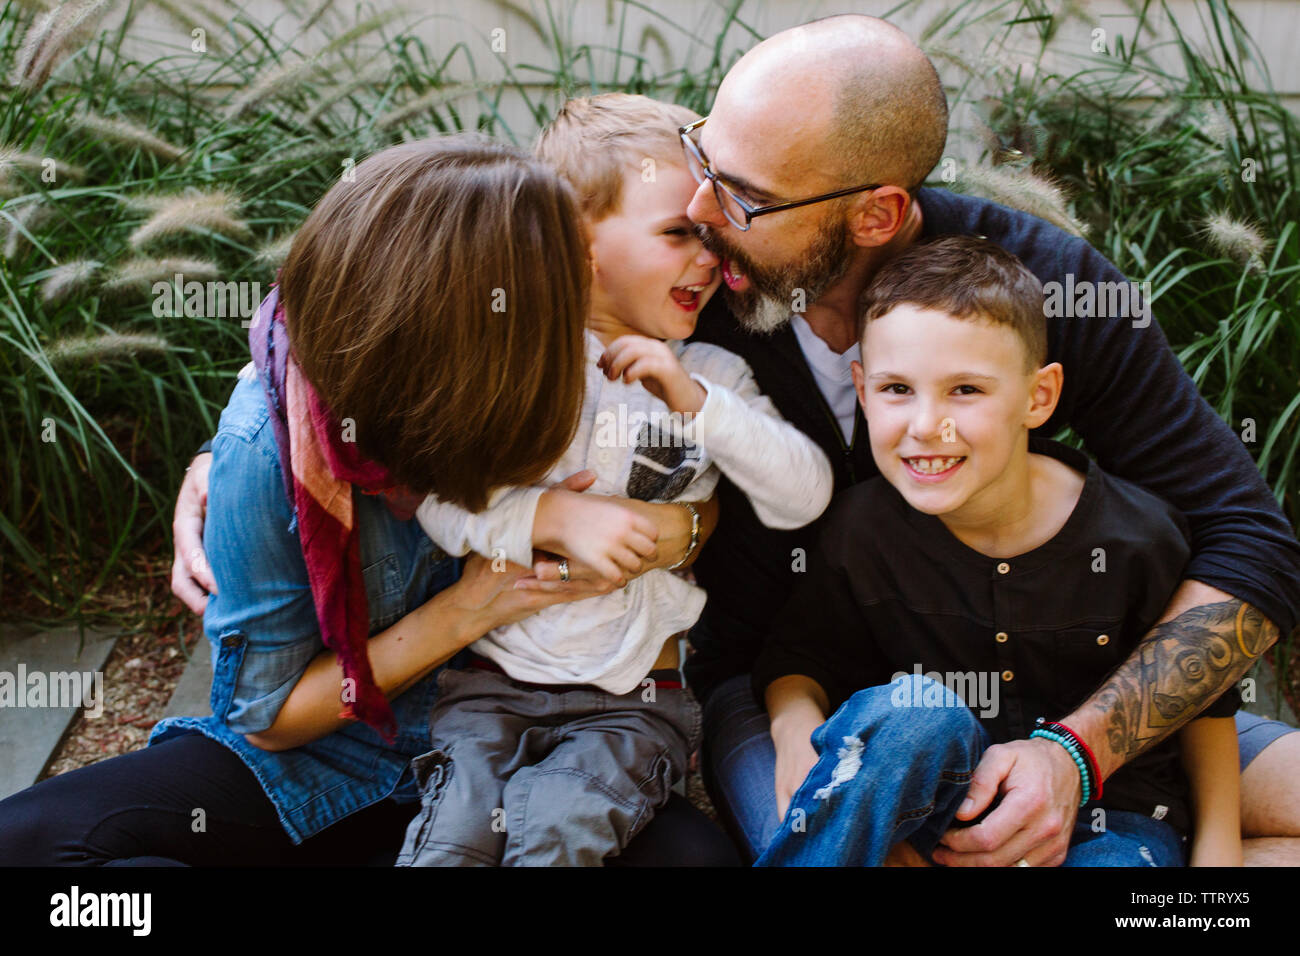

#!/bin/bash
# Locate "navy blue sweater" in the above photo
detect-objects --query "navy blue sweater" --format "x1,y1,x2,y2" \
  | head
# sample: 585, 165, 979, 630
685, 186, 1300, 700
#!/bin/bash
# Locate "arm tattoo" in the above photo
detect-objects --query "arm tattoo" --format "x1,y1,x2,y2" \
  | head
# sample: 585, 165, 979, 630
1088, 600, 1276, 763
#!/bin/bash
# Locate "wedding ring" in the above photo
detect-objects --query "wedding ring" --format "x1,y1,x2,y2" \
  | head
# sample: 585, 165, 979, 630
558, 559, 570, 583
1014, 858, 1031, 867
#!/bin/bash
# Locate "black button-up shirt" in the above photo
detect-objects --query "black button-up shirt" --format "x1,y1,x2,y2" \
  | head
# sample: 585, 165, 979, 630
753, 437, 1240, 835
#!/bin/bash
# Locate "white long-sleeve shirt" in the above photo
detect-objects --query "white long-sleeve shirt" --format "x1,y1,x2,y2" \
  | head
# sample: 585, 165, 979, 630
416, 330, 833, 693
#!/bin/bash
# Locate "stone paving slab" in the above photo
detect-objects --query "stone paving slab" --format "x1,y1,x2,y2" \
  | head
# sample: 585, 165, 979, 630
162, 643, 212, 720
0, 625, 118, 801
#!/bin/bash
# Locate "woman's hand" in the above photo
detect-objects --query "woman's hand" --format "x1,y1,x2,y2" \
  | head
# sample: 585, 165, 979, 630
448, 551, 617, 633
247, 551, 611, 752
171, 452, 216, 614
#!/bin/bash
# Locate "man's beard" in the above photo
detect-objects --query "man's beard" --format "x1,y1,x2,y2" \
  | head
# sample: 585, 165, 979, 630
696, 214, 856, 335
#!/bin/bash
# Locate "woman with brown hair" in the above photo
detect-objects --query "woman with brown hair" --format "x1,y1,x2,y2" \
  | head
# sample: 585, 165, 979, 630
0, 134, 734, 865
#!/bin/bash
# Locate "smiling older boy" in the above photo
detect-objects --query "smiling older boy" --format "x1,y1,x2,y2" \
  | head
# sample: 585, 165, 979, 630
752, 236, 1242, 866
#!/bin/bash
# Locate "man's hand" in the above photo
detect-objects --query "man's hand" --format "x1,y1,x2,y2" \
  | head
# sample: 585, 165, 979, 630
933, 736, 1081, 867
598, 335, 707, 414
171, 452, 216, 614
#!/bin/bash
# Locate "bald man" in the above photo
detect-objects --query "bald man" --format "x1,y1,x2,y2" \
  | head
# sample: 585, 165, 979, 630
678, 14, 1300, 866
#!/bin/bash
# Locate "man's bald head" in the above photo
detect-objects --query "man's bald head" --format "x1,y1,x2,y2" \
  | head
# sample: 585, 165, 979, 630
721, 15, 947, 192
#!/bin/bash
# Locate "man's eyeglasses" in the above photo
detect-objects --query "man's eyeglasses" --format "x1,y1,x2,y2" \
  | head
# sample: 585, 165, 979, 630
678, 117, 881, 231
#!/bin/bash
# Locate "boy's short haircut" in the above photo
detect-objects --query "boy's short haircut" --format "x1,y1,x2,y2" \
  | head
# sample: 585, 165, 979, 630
534, 93, 701, 221
859, 235, 1048, 371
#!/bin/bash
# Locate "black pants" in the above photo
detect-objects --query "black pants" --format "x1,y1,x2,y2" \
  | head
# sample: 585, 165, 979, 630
0, 732, 739, 866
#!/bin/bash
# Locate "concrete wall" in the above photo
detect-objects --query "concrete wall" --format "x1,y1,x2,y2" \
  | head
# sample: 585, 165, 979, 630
111, 0, 1300, 149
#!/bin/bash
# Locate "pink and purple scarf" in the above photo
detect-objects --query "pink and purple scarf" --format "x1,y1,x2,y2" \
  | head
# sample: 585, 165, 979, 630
249, 283, 418, 743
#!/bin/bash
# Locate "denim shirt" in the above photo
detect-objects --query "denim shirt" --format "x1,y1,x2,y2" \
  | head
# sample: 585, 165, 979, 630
149, 369, 460, 844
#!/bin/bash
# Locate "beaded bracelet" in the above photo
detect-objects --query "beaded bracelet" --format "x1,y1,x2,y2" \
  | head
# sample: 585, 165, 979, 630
1029, 729, 1093, 807
1040, 717, 1102, 801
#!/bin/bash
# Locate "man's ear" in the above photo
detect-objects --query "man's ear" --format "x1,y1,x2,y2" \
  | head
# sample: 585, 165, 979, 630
1025, 361, 1064, 429
847, 186, 910, 249
851, 358, 868, 411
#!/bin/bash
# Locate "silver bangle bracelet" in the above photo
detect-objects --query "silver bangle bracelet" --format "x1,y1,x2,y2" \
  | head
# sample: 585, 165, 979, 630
666, 501, 701, 571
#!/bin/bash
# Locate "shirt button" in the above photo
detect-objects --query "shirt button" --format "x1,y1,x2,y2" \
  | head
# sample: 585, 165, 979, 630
995, 631, 1009, 643
1096, 634, 1110, 646
1001, 669, 1014, 682
996, 562, 1010, 575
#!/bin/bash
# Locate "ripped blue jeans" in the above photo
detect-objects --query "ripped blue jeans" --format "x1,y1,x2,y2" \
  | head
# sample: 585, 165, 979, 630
754, 674, 1185, 867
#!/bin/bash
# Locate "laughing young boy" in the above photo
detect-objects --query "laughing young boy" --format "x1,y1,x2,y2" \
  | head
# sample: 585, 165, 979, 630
753, 235, 1241, 867
397, 94, 833, 866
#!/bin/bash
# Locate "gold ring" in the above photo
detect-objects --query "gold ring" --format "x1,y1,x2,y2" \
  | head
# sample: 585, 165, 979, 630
558, 559, 570, 583
1014, 858, 1031, 867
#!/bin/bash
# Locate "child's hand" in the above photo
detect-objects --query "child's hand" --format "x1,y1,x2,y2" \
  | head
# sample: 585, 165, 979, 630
598, 335, 707, 414
1188, 833, 1243, 867
772, 716, 822, 821
533, 488, 659, 585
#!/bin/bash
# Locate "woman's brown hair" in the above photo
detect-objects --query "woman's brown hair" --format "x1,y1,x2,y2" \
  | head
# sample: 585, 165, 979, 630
280, 134, 589, 512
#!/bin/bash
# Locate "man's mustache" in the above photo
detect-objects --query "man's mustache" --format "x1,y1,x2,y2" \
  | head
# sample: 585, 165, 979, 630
694, 224, 757, 281
694, 223, 733, 259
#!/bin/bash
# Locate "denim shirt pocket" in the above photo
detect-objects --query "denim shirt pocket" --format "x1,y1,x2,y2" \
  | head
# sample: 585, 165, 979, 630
210, 629, 250, 720
356, 487, 457, 634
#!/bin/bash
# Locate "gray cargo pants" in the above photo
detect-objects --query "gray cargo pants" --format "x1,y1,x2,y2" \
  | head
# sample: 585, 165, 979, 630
396, 663, 702, 867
